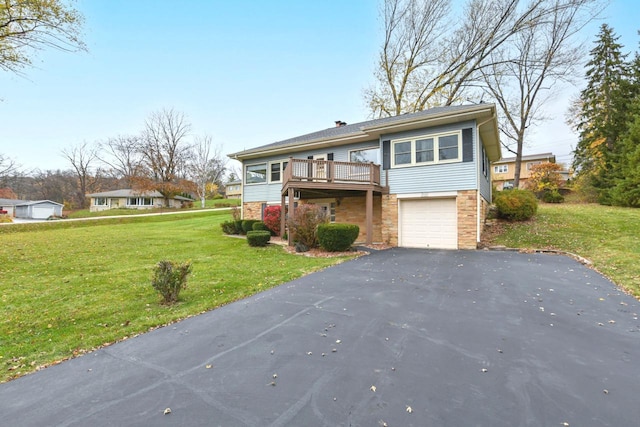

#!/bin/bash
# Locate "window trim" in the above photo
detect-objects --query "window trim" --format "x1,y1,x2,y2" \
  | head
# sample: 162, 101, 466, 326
268, 159, 289, 183
493, 164, 508, 174
526, 161, 541, 171
391, 130, 462, 168
245, 162, 268, 185
126, 197, 153, 207
94, 197, 108, 206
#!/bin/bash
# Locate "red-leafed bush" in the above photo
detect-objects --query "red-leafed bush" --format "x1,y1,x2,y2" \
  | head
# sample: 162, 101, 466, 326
263, 205, 281, 235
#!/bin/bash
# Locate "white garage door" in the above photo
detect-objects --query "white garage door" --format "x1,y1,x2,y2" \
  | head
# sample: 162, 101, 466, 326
32, 206, 54, 219
399, 198, 458, 249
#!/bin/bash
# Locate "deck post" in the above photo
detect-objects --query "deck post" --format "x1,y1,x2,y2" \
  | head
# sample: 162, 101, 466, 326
287, 187, 295, 246
280, 192, 286, 240
366, 188, 373, 245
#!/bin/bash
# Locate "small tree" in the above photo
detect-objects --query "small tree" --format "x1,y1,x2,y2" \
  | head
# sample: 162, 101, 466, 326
287, 204, 328, 249
151, 260, 192, 304
263, 205, 281, 235
526, 162, 563, 195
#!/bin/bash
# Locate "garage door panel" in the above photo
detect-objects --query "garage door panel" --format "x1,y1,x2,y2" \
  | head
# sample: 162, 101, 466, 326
32, 207, 54, 219
400, 198, 457, 249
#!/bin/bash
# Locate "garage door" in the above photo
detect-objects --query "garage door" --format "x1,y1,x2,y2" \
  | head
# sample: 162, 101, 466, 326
399, 198, 457, 249
32, 206, 54, 219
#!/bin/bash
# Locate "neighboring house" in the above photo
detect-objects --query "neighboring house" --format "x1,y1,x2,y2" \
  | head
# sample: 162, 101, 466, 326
228, 104, 501, 250
491, 153, 557, 190
86, 190, 193, 213
0, 198, 64, 219
225, 180, 242, 199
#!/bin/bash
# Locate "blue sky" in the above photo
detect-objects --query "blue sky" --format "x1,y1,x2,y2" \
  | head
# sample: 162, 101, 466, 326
0, 0, 637, 172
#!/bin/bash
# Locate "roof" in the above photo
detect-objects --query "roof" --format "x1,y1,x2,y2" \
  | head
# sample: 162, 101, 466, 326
493, 152, 556, 164
15, 200, 64, 207
226, 180, 242, 185
228, 103, 502, 162
86, 189, 193, 200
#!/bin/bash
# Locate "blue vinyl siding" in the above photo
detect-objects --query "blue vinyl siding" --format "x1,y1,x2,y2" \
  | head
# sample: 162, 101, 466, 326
381, 120, 478, 194
478, 134, 492, 202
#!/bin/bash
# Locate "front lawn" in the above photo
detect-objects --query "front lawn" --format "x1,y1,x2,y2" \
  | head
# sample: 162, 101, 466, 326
486, 203, 640, 298
66, 198, 240, 219
0, 211, 352, 382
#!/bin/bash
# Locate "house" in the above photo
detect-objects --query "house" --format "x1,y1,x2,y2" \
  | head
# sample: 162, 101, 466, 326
225, 180, 242, 199
0, 198, 64, 219
491, 153, 556, 190
228, 104, 501, 250
86, 190, 193, 213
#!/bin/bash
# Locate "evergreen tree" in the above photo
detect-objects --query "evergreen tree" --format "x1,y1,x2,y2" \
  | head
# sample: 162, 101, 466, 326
610, 110, 640, 207
573, 24, 629, 203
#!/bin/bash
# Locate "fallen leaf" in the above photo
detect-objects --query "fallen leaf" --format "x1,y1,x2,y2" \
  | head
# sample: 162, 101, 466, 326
370, 385, 376, 392
205, 364, 212, 369
163, 408, 171, 415
481, 368, 488, 373
406, 405, 413, 413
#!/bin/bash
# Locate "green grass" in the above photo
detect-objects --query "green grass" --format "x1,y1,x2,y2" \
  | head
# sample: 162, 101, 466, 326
0, 210, 352, 382
488, 203, 640, 297
66, 198, 240, 219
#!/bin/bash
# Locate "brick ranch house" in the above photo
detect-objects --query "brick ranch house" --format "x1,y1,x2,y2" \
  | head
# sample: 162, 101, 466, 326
228, 104, 501, 250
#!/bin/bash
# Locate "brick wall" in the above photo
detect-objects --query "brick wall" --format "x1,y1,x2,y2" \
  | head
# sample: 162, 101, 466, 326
381, 194, 398, 246
243, 202, 264, 220
334, 196, 383, 243
456, 190, 478, 249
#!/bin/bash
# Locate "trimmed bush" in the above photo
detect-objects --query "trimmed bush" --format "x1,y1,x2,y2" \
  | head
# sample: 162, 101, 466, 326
242, 219, 260, 234
151, 260, 192, 304
234, 219, 244, 234
252, 221, 270, 231
494, 189, 538, 221
220, 220, 238, 235
317, 223, 360, 252
247, 230, 271, 247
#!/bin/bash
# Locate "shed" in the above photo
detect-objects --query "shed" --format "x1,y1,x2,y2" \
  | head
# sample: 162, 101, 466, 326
15, 200, 64, 219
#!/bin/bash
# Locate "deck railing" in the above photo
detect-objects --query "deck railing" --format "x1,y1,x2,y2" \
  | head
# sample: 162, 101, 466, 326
283, 158, 381, 186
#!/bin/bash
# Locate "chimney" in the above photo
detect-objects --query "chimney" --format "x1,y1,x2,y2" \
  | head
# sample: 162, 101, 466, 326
335, 120, 347, 127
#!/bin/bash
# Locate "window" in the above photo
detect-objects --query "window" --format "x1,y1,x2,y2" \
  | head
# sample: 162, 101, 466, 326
94, 197, 108, 206
269, 160, 289, 183
416, 138, 434, 163
393, 141, 412, 165
246, 163, 267, 184
318, 202, 336, 222
349, 147, 379, 164
494, 165, 508, 174
391, 131, 461, 167
527, 161, 541, 171
127, 197, 153, 206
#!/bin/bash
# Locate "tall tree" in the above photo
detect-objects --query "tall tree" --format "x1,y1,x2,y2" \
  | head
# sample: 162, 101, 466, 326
365, 0, 598, 118
61, 141, 99, 208
138, 108, 192, 205
190, 135, 227, 208
0, 0, 85, 74
0, 153, 20, 187
572, 24, 629, 202
481, 0, 594, 188
98, 135, 143, 188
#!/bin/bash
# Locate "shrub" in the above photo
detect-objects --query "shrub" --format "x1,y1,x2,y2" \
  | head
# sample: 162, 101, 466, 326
234, 219, 244, 234
542, 189, 565, 203
317, 223, 360, 252
220, 220, 238, 235
494, 189, 538, 221
263, 205, 281, 235
213, 194, 224, 199
287, 204, 328, 248
252, 221, 269, 231
151, 260, 192, 304
242, 219, 260, 234
0, 214, 13, 223
231, 206, 241, 221
246, 230, 271, 247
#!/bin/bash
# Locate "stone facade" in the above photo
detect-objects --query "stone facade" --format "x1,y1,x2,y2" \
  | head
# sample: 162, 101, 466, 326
456, 190, 478, 250
334, 196, 382, 243
381, 194, 398, 246
242, 202, 264, 220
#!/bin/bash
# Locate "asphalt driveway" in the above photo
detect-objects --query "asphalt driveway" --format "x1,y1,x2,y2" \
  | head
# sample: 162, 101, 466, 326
2, 248, 639, 426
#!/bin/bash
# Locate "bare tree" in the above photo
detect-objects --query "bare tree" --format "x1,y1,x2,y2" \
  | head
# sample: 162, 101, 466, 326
365, 0, 602, 118
190, 135, 227, 208
1, 0, 86, 75
0, 153, 20, 187
61, 141, 99, 208
138, 108, 192, 205
481, 0, 598, 187
98, 135, 143, 188
31, 169, 77, 203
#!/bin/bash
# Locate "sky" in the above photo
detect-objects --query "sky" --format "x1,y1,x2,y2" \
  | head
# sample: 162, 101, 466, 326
0, 0, 638, 173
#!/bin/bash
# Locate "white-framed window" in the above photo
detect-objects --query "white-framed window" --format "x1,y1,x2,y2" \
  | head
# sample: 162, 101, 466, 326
527, 161, 541, 171
349, 147, 380, 164
317, 202, 336, 223
494, 165, 508, 174
245, 163, 267, 184
94, 197, 108, 206
269, 160, 289, 183
391, 131, 461, 167
127, 197, 153, 206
